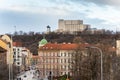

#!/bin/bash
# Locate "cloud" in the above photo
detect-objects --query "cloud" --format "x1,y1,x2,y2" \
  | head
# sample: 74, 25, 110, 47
65, 0, 120, 6
85, 0, 120, 6
6, 6, 68, 16
57, 1, 120, 27
85, 5, 120, 25
3, 0, 120, 26
52, 1, 120, 31
0, 0, 120, 34
0, 10, 60, 33
0, 0, 70, 16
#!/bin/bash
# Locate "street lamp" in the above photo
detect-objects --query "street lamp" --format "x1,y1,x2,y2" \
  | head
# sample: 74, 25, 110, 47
86, 46, 103, 80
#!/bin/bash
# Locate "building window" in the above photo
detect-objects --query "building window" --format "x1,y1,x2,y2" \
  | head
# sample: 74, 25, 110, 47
64, 59, 66, 63
17, 62, 20, 65
17, 48, 20, 51
63, 59, 64, 63
57, 53, 59, 57
68, 59, 70, 63
55, 59, 57, 63
14, 59, 16, 62
46, 53, 48, 56
51, 53, 54, 56
57, 59, 59, 63
17, 58, 20, 61
13, 55, 16, 58
55, 53, 57, 56
61, 53, 62, 56
14, 52, 16, 55
65, 65, 66, 69
18, 52, 19, 55
13, 48, 16, 51
64, 52, 66, 56
44, 52, 46, 56
61, 66, 62, 69
18, 55, 20, 58
62, 53, 64, 56
51, 65, 53, 69
61, 59, 62, 63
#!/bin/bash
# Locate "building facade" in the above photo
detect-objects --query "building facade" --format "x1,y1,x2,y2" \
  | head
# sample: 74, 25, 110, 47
0, 38, 7, 65
38, 43, 90, 78
116, 40, 120, 56
1, 35, 13, 64
13, 42, 32, 71
31, 55, 41, 66
58, 19, 90, 34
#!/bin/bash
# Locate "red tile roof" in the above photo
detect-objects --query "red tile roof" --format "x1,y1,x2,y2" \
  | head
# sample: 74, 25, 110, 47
39, 43, 90, 50
13, 42, 22, 47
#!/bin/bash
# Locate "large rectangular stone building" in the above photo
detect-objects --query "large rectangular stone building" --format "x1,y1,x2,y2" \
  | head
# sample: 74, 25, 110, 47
58, 19, 90, 34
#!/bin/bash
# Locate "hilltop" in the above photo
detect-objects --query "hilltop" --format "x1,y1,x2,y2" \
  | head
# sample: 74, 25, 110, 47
12, 31, 119, 55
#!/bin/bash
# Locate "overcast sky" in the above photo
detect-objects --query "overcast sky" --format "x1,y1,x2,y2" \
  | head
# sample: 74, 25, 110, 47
0, 0, 120, 34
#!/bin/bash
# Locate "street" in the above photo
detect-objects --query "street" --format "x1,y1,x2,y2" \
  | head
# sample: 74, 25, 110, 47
15, 66, 41, 80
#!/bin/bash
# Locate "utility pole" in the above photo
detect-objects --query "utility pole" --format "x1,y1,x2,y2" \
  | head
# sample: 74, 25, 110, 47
9, 34, 13, 80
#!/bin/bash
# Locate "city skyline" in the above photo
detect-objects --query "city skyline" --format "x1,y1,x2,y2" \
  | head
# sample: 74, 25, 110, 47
0, 0, 120, 34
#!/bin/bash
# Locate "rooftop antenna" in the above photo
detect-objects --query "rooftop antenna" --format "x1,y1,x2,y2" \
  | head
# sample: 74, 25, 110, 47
43, 32, 46, 39
14, 26, 17, 35
14, 26, 16, 32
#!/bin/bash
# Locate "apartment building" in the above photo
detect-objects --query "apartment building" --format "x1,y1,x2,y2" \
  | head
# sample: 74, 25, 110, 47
13, 46, 23, 66
0, 38, 7, 65
1, 35, 13, 64
38, 42, 90, 78
13, 42, 32, 70
58, 19, 90, 34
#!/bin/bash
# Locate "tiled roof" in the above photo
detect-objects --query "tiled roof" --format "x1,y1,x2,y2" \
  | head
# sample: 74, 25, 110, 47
13, 42, 22, 47
39, 43, 90, 50
39, 43, 60, 50
60, 43, 78, 50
